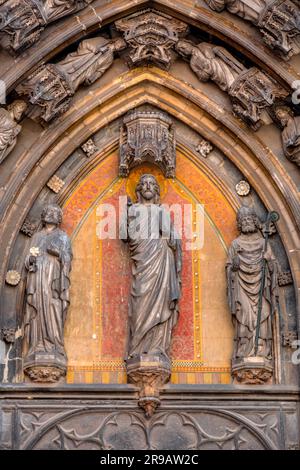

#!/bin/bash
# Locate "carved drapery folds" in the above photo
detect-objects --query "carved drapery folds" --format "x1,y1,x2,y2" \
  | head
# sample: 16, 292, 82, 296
119, 110, 176, 178
226, 207, 280, 385
122, 175, 182, 416
16, 37, 126, 122
274, 106, 300, 166
115, 9, 188, 69
204, 0, 300, 59
0, 0, 94, 53
0, 100, 27, 164
23, 204, 72, 383
13, 9, 288, 130
176, 39, 287, 129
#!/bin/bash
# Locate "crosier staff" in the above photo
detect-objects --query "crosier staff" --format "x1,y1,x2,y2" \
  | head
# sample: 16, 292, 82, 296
254, 211, 280, 356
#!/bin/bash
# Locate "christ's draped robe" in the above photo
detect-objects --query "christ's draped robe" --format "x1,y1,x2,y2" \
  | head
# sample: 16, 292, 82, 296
123, 203, 182, 361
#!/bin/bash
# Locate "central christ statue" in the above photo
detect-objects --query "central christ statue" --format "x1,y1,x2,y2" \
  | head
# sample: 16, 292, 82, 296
122, 174, 182, 363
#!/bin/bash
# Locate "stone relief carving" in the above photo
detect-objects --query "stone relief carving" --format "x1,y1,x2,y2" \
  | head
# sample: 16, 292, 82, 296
5, 269, 21, 285
119, 110, 176, 178
47, 174, 65, 193
20, 218, 38, 237
204, 0, 300, 59
278, 270, 293, 286
0, 327, 16, 343
274, 106, 300, 166
175, 39, 286, 129
121, 175, 182, 416
115, 9, 188, 69
282, 331, 298, 347
13, 409, 278, 450
0, 0, 94, 53
226, 207, 280, 384
16, 37, 126, 122
81, 138, 98, 157
0, 100, 27, 164
195, 139, 213, 157
23, 204, 72, 382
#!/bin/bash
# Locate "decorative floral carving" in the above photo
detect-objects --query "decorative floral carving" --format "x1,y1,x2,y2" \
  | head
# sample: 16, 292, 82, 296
278, 270, 293, 286
20, 218, 38, 237
235, 180, 250, 196
5, 270, 21, 286
196, 140, 213, 157
81, 138, 98, 157
24, 366, 66, 383
46, 175, 65, 193
233, 367, 273, 385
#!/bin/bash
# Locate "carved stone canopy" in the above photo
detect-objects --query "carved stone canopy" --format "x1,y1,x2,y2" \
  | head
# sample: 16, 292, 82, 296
115, 9, 188, 69
119, 109, 176, 178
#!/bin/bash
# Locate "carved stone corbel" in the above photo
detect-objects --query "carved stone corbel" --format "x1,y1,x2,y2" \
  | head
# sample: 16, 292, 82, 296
204, 0, 300, 60
119, 110, 176, 178
115, 9, 188, 69
16, 37, 126, 122
176, 39, 287, 129
229, 67, 286, 130
0, 0, 94, 53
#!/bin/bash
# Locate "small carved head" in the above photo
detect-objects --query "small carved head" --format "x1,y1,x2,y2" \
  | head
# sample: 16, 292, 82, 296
41, 204, 63, 227
274, 106, 293, 127
136, 174, 160, 204
112, 37, 127, 53
175, 39, 194, 58
8, 100, 27, 122
237, 206, 261, 234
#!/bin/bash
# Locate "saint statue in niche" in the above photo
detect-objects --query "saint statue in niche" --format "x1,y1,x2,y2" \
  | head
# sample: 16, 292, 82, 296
23, 204, 72, 383
226, 206, 279, 384
122, 174, 182, 415
122, 174, 182, 361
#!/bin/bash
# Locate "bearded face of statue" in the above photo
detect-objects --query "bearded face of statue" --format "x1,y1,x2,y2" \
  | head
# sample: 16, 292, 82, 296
240, 215, 257, 233
136, 174, 160, 204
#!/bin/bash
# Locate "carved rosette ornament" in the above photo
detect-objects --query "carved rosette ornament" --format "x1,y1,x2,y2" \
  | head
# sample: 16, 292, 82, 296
81, 138, 98, 157
119, 110, 176, 178
196, 140, 213, 157
0, 0, 94, 53
115, 9, 188, 69
5, 270, 21, 285
236, 180, 250, 196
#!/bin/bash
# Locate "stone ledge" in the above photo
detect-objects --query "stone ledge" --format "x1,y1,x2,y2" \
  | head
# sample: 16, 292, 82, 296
0, 383, 299, 402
